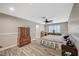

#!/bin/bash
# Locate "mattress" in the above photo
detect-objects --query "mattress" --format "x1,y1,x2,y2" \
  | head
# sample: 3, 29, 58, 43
41, 35, 63, 49
41, 35, 63, 43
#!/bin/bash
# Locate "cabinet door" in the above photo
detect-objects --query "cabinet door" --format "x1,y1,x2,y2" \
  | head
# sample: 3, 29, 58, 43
26, 27, 30, 36
17, 27, 31, 47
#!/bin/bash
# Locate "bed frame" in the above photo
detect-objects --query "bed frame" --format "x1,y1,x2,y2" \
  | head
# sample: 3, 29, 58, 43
41, 31, 62, 37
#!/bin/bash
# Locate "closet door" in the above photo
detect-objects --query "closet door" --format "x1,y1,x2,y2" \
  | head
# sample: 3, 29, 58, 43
17, 27, 31, 47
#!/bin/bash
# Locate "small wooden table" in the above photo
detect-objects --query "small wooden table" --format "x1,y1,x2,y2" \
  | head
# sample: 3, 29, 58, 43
61, 45, 78, 56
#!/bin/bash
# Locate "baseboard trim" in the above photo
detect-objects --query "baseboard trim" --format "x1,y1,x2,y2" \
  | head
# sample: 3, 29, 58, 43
0, 39, 35, 51
0, 44, 17, 51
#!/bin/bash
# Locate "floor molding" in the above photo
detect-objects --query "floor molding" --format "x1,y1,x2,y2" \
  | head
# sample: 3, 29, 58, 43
0, 44, 16, 51
0, 40, 36, 51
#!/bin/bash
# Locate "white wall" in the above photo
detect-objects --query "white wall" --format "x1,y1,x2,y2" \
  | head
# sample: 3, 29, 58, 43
0, 13, 43, 48
68, 3, 79, 55
60, 22, 68, 34
36, 25, 44, 39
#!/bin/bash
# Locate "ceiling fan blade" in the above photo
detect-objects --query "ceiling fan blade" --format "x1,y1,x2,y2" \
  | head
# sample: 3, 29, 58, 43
41, 16, 53, 23
43, 20, 53, 23
46, 20, 53, 23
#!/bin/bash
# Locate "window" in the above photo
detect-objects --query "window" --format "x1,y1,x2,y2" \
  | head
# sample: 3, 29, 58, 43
49, 24, 60, 33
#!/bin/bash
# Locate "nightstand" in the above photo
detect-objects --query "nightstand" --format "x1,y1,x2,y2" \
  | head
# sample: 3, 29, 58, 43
61, 45, 78, 56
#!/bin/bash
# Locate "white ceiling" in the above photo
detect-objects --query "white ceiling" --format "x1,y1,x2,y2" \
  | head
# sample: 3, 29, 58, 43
0, 3, 73, 24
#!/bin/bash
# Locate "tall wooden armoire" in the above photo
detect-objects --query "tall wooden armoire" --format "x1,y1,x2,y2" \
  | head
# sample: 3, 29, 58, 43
17, 27, 31, 47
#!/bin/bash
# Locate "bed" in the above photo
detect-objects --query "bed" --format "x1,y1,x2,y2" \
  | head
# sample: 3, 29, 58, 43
40, 35, 63, 50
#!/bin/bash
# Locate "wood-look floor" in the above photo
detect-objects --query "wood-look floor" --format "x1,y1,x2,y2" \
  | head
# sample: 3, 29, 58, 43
0, 40, 61, 56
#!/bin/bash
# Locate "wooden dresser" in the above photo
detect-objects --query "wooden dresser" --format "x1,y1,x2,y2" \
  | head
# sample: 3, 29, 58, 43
17, 27, 31, 47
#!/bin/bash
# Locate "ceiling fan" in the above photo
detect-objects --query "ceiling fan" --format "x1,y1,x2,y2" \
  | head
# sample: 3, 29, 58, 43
41, 16, 53, 23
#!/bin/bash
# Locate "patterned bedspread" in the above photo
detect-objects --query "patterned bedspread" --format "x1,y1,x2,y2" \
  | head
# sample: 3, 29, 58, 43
40, 35, 63, 50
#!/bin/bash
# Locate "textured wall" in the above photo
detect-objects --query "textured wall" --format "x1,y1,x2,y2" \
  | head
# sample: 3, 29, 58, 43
0, 13, 42, 47
68, 3, 79, 55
